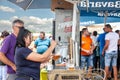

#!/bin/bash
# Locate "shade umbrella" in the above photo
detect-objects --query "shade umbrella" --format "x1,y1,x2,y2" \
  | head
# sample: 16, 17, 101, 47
7, 0, 51, 10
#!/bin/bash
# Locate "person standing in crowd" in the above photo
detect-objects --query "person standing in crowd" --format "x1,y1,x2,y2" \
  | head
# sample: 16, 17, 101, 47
15, 28, 56, 80
0, 31, 10, 47
0, 19, 24, 80
80, 28, 94, 71
115, 30, 120, 76
91, 31, 99, 69
0, 31, 9, 80
102, 24, 119, 80
97, 28, 107, 69
34, 31, 51, 54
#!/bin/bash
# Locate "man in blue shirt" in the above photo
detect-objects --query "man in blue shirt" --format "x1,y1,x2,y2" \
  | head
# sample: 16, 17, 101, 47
97, 28, 107, 69
34, 32, 51, 54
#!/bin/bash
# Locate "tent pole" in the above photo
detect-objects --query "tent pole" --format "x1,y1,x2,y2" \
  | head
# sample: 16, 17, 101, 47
72, 3, 77, 41
65, 0, 80, 66
104, 11, 108, 26
72, 2, 77, 65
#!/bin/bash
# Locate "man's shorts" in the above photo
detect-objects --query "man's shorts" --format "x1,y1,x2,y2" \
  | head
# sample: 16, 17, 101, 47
80, 55, 93, 69
105, 51, 118, 67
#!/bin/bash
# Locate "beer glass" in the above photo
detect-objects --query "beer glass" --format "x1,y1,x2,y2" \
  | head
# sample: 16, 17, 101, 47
66, 59, 75, 70
52, 45, 61, 61
52, 54, 61, 61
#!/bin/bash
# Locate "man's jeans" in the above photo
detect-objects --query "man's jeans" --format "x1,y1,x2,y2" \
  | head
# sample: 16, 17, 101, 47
100, 54, 105, 69
80, 55, 93, 69
0, 65, 7, 80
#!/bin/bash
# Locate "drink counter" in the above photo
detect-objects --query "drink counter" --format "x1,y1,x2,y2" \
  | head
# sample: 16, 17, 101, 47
40, 54, 105, 80
40, 68, 105, 80
47, 69, 84, 80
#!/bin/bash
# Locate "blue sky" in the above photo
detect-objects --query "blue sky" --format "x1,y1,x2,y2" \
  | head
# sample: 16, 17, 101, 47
0, 0, 54, 19
0, 0, 54, 32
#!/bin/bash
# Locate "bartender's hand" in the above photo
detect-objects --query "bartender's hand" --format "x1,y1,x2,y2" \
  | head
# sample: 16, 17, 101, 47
40, 62, 48, 69
51, 40, 57, 47
46, 54, 53, 62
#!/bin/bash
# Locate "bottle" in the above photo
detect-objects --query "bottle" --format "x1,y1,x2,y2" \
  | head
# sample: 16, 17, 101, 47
40, 68, 48, 80
46, 63, 53, 71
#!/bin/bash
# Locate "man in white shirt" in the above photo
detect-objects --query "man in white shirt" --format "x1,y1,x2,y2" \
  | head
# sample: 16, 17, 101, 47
102, 24, 119, 80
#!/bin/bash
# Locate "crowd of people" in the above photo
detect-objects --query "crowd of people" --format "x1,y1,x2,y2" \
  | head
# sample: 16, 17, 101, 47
0, 19, 120, 80
80, 24, 120, 80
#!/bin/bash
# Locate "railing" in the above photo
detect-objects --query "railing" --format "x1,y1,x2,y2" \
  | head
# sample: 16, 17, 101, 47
81, 68, 106, 80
